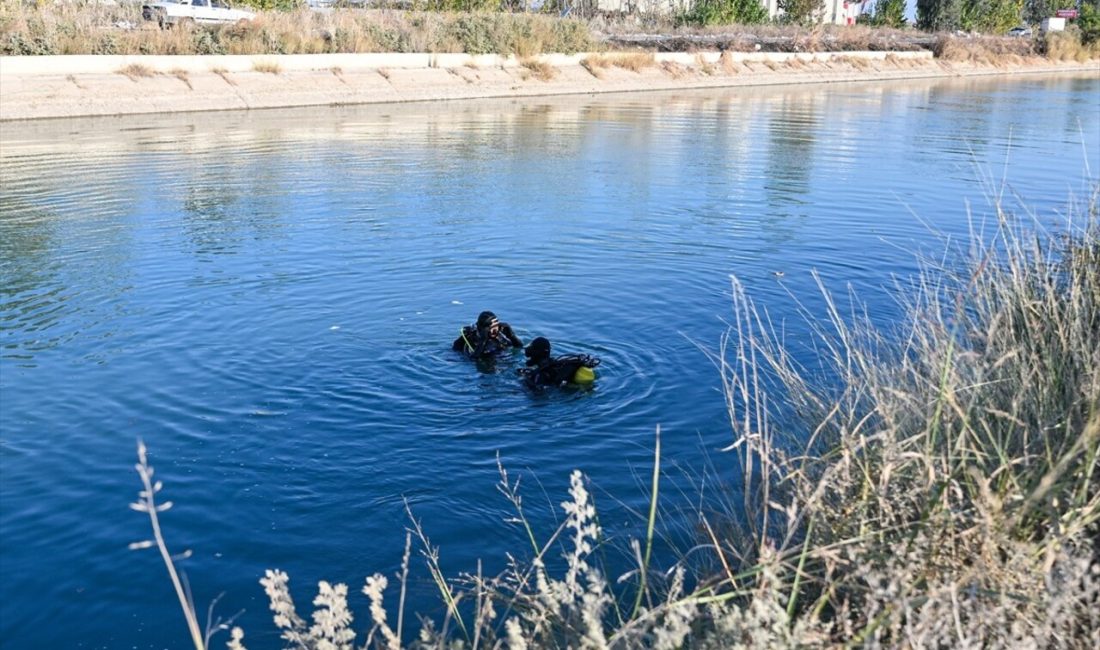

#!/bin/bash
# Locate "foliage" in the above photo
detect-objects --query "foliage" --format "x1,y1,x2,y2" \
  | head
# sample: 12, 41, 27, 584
960, 0, 1024, 33
778, 0, 825, 25
918, 0, 1025, 33
917, 0, 964, 30
678, 0, 770, 27
865, 0, 907, 27
1024, 0, 1055, 25
1079, 3, 1100, 45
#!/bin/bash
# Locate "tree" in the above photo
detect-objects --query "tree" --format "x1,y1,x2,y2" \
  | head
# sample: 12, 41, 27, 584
1080, 3, 1100, 45
681, 0, 770, 25
871, 0, 908, 26
779, 0, 825, 25
961, 0, 1024, 32
1024, 0, 1055, 24
917, 0, 965, 30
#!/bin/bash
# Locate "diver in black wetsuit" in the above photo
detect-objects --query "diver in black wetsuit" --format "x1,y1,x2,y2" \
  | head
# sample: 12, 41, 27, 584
519, 337, 600, 389
453, 311, 523, 360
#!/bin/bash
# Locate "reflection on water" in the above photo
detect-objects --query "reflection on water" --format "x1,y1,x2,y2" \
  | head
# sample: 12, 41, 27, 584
1, 73, 1097, 650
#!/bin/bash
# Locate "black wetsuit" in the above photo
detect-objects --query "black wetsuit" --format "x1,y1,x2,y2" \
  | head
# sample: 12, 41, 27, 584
452, 323, 523, 359
520, 354, 600, 389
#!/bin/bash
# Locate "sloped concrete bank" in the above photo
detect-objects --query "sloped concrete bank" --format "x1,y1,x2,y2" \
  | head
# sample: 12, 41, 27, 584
0, 51, 1095, 121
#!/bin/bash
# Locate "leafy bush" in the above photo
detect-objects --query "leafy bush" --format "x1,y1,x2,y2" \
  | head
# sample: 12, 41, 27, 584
446, 14, 495, 54
1079, 4, 1100, 45
678, 0, 769, 26
778, 0, 825, 25
865, 0, 907, 27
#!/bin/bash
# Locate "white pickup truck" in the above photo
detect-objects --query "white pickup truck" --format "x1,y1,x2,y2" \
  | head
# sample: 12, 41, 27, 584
141, 0, 256, 27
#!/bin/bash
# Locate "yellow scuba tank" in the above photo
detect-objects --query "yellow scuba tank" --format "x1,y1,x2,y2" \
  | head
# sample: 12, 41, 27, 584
573, 366, 596, 384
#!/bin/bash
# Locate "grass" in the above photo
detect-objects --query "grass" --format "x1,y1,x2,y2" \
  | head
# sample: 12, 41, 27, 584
117, 63, 155, 81
519, 57, 556, 81
660, 60, 688, 78
210, 66, 236, 86
705, 186, 1100, 644
251, 60, 281, 74
4, 3, 1097, 68
695, 53, 716, 75
132, 185, 1099, 648
581, 52, 656, 74
1043, 30, 1100, 62
0, 5, 595, 56
169, 68, 193, 89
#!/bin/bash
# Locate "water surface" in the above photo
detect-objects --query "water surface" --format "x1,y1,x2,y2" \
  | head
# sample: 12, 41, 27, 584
1, 73, 1098, 648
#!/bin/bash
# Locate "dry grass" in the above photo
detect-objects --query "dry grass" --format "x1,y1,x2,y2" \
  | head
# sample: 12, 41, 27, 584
695, 53, 716, 75
519, 57, 556, 82
600, 21, 929, 54
934, 34, 1041, 64
210, 66, 236, 86
832, 54, 872, 70
882, 52, 910, 68
709, 186, 1100, 646
582, 52, 656, 74
719, 50, 738, 74
251, 60, 281, 74
1043, 31, 1100, 62
579, 55, 605, 78
0, 5, 595, 56
117, 63, 155, 81
610, 52, 655, 72
168, 68, 192, 89
660, 60, 688, 78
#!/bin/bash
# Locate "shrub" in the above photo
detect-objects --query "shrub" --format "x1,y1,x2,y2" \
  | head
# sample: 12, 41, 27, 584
446, 14, 495, 54
679, 0, 769, 27
1079, 4, 1100, 46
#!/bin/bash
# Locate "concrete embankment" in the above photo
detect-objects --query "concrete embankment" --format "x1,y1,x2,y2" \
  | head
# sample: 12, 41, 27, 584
0, 51, 1095, 121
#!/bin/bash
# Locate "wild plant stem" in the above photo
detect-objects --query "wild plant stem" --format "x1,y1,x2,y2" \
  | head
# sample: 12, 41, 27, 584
135, 441, 205, 650
630, 426, 661, 620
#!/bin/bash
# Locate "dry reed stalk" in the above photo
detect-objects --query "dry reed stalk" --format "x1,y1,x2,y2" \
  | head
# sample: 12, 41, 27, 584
129, 441, 206, 650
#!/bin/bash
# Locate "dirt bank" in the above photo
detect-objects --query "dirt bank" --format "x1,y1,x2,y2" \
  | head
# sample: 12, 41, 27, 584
0, 51, 1095, 121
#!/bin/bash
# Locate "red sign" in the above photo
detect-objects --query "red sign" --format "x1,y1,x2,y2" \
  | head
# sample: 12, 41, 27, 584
1055, 9, 1078, 18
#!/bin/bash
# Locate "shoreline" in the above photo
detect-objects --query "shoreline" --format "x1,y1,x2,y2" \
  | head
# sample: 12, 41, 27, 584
1, 51, 1096, 121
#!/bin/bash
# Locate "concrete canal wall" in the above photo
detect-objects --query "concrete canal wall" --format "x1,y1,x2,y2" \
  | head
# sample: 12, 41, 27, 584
1, 51, 1095, 121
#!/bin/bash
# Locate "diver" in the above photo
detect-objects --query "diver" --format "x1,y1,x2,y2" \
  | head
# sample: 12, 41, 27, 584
453, 311, 523, 360
519, 337, 600, 389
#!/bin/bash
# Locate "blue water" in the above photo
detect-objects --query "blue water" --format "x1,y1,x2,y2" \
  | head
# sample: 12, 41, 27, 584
1, 73, 1097, 649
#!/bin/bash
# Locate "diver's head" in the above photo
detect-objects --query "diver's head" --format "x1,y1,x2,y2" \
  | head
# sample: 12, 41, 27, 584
477, 311, 499, 334
525, 337, 551, 365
